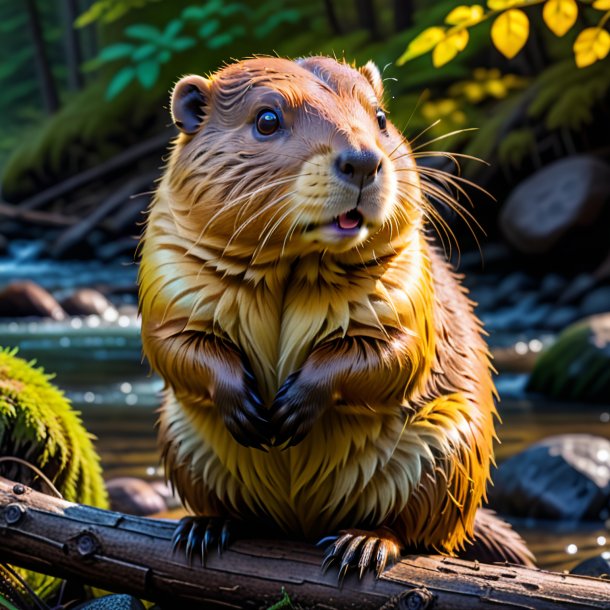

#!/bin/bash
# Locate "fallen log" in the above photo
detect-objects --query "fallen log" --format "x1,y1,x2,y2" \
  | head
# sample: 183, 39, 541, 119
12, 130, 172, 212
0, 202, 79, 227
0, 477, 608, 610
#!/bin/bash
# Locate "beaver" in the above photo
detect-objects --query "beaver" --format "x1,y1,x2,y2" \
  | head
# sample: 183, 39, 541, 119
138, 56, 532, 576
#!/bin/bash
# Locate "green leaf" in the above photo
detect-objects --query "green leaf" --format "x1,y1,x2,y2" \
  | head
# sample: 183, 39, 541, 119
158, 50, 171, 63
98, 43, 135, 62
198, 20, 221, 38
254, 9, 300, 37
125, 23, 162, 41
207, 33, 233, 49
170, 37, 196, 52
136, 60, 160, 89
132, 43, 157, 62
163, 18, 183, 41
106, 66, 135, 99
182, 0, 223, 21
220, 2, 249, 17
0, 12, 27, 33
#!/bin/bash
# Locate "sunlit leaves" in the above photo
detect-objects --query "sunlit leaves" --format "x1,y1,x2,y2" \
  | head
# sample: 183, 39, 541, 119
397, 0, 610, 69
491, 9, 529, 59
433, 29, 469, 67
397, 26, 446, 64
445, 5, 485, 25
543, 0, 578, 37
573, 27, 610, 67
75, 0, 160, 27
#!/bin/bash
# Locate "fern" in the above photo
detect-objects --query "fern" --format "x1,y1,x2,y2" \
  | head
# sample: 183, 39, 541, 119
0, 347, 108, 599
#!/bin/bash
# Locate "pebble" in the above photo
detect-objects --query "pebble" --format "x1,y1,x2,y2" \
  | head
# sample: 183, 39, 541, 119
106, 477, 167, 516
580, 285, 610, 317
61, 288, 118, 318
0, 281, 66, 320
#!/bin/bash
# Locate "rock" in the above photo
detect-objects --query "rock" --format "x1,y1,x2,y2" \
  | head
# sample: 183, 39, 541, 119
580, 285, 610, 317
559, 273, 597, 305
106, 477, 167, 516
500, 155, 610, 254
570, 554, 610, 577
542, 306, 580, 331
539, 273, 568, 302
0, 281, 66, 319
495, 272, 536, 305
488, 434, 610, 521
150, 480, 182, 510
73, 594, 146, 610
61, 288, 117, 318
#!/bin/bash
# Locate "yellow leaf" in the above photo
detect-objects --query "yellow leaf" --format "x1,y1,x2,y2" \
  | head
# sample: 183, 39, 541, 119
397, 26, 446, 65
445, 4, 485, 25
487, 0, 520, 9
573, 27, 610, 67
433, 29, 469, 67
592, 0, 610, 9
543, 0, 578, 37
491, 9, 530, 59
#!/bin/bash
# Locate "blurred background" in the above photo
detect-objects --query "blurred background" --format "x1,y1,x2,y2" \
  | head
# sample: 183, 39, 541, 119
0, 0, 609, 576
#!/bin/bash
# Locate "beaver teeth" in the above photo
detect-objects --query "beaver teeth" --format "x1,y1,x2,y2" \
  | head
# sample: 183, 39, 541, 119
336, 209, 363, 230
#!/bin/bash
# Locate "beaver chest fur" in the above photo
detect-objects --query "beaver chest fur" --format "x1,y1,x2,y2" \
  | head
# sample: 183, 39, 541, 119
138, 56, 527, 575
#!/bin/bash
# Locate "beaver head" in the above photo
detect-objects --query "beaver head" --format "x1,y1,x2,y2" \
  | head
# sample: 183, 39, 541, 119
165, 56, 422, 262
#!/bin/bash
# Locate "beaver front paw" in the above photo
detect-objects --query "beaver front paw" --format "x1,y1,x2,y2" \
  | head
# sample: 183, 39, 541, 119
172, 516, 235, 566
216, 367, 271, 449
321, 528, 402, 580
270, 371, 332, 447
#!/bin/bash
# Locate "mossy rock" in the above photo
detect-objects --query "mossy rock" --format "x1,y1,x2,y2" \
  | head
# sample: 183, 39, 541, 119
0, 347, 108, 601
527, 313, 610, 403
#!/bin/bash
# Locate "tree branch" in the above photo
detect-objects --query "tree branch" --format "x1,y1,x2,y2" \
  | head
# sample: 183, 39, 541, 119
0, 478, 608, 609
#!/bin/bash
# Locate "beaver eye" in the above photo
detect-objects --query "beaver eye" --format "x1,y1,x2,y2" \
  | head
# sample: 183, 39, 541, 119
376, 109, 387, 131
255, 109, 280, 136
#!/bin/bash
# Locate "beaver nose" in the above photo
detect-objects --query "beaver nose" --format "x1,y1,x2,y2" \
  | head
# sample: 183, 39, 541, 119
334, 149, 382, 188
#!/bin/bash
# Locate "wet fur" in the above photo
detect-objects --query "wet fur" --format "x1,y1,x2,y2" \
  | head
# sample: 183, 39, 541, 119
139, 57, 497, 555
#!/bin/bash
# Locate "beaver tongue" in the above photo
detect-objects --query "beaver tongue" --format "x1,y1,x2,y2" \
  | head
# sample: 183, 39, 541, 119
336, 209, 362, 230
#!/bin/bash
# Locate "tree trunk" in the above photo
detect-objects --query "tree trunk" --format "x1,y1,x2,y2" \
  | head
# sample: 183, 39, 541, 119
356, 0, 379, 39
60, 0, 83, 90
0, 478, 609, 610
24, 0, 60, 114
323, 0, 342, 35
393, 0, 414, 32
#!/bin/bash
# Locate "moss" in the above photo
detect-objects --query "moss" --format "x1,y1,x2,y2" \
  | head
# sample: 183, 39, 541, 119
527, 314, 610, 403
0, 347, 108, 600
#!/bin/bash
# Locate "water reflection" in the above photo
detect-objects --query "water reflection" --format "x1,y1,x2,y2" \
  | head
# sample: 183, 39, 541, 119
1, 317, 610, 571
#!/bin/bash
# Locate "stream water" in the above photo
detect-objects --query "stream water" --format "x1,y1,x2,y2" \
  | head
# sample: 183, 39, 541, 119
1, 252, 609, 572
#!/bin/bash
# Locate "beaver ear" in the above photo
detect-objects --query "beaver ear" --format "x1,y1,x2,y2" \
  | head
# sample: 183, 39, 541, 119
359, 61, 384, 101
171, 75, 211, 135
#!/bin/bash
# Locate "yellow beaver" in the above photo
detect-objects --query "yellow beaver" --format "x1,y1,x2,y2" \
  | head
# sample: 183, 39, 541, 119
138, 56, 531, 576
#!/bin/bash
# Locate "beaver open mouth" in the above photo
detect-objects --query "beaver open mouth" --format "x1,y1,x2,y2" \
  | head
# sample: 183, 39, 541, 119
334, 209, 363, 232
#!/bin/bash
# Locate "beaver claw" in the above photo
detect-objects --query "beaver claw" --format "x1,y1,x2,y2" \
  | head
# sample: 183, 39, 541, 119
270, 371, 331, 447
172, 516, 234, 566
321, 529, 401, 580
217, 367, 271, 449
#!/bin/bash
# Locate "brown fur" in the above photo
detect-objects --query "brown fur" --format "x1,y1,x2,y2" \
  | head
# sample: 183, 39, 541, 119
139, 56, 519, 561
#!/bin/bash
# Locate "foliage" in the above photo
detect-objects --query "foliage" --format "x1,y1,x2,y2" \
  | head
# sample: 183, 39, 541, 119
0, 347, 108, 599
527, 314, 610, 402
398, 0, 610, 68
75, 0, 162, 27
88, 0, 304, 99
0, 1, 67, 169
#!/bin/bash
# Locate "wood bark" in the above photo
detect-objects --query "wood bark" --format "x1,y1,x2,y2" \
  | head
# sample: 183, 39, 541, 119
15, 131, 172, 211
0, 478, 608, 609
393, 0, 413, 32
356, 0, 379, 39
24, 0, 60, 114
323, 0, 342, 35
60, 0, 83, 90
